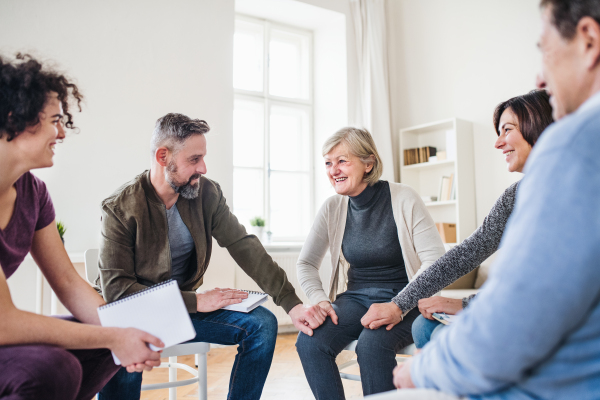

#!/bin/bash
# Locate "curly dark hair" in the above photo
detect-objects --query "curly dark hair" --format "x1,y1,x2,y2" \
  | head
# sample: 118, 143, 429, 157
0, 53, 83, 141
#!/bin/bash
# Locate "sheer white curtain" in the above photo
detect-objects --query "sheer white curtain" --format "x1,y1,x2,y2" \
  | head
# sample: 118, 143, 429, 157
350, 0, 395, 181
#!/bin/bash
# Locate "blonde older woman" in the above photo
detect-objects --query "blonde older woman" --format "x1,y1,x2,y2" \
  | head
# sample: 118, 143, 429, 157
295, 127, 445, 399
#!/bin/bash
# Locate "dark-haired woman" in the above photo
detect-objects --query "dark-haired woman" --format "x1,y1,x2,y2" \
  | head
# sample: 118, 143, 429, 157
0, 54, 163, 400
361, 90, 554, 348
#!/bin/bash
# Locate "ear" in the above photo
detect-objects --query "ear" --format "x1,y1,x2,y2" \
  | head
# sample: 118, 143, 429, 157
155, 147, 169, 167
578, 16, 600, 70
365, 155, 375, 173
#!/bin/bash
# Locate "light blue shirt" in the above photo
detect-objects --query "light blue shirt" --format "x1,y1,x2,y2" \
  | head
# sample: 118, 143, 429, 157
411, 92, 600, 400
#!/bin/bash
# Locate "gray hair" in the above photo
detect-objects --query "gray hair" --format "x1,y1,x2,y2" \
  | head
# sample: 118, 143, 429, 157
540, 0, 600, 40
150, 113, 210, 156
322, 127, 383, 186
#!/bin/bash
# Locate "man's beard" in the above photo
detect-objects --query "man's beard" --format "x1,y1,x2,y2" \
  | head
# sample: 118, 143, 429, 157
165, 161, 201, 200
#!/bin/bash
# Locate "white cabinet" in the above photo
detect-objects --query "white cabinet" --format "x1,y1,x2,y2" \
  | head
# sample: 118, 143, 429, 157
399, 118, 477, 243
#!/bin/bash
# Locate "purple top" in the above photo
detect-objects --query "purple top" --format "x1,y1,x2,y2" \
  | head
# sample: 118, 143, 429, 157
0, 172, 55, 278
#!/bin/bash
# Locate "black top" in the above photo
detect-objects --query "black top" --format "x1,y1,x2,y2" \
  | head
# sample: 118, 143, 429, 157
342, 180, 409, 291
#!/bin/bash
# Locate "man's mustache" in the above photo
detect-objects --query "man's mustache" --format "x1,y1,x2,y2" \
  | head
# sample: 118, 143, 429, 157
187, 174, 201, 184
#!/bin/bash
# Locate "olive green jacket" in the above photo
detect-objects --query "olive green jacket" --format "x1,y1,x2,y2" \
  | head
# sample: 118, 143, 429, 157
97, 170, 302, 313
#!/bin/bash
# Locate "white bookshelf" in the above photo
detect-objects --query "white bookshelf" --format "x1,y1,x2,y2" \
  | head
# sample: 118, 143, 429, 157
399, 118, 477, 243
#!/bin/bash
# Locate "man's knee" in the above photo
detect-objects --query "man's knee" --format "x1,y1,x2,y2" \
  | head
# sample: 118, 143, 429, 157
247, 307, 278, 348
5, 346, 82, 400
99, 367, 143, 400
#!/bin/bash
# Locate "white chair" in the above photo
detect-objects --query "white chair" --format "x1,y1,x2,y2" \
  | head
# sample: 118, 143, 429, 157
84, 249, 209, 400
338, 340, 416, 381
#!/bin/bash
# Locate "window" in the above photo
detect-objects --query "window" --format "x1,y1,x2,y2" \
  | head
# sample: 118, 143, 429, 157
233, 16, 313, 241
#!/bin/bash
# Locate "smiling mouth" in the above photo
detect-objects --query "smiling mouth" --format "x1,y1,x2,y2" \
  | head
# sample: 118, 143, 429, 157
335, 177, 347, 182
505, 150, 514, 157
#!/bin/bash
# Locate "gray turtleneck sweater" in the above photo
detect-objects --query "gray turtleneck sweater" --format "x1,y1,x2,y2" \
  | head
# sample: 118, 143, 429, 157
342, 180, 409, 291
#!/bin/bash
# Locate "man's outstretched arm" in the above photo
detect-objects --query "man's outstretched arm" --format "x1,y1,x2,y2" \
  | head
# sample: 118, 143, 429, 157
207, 181, 326, 335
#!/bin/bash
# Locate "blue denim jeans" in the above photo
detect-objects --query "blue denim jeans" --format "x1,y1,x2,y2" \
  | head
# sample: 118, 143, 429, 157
296, 288, 420, 399
411, 315, 446, 348
99, 306, 277, 400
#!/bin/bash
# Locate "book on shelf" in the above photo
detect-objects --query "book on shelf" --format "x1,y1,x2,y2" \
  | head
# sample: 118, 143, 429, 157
438, 176, 449, 202
450, 173, 456, 200
437, 174, 455, 202
403, 146, 437, 166
445, 173, 454, 201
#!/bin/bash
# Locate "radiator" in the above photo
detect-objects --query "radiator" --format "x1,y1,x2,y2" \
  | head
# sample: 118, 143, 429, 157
242, 251, 330, 326
263, 252, 302, 325
233, 248, 332, 326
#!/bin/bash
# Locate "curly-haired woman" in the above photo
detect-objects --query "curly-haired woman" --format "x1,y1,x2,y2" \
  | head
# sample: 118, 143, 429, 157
0, 54, 163, 400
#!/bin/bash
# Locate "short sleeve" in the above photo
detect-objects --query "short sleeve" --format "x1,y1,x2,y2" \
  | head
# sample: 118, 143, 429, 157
33, 175, 56, 231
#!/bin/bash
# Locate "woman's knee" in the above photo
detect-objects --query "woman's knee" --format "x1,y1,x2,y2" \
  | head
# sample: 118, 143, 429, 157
295, 331, 313, 356
295, 331, 338, 360
6, 345, 82, 400
355, 330, 398, 358
412, 315, 441, 348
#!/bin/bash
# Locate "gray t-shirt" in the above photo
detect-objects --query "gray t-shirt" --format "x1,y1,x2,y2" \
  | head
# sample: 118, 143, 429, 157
166, 203, 195, 287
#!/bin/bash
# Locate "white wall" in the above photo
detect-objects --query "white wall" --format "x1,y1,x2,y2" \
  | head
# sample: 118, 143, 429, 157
0, 0, 238, 307
387, 0, 543, 224
0, 0, 235, 252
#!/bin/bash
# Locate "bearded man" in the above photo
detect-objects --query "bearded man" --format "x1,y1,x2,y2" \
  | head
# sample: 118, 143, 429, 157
97, 113, 326, 400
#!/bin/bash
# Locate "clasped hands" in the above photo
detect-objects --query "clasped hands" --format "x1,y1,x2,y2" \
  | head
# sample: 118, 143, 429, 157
295, 300, 405, 333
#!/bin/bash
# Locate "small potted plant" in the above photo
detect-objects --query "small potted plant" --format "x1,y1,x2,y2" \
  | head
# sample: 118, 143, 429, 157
56, 221, 67, 245
249, 216, 265, 241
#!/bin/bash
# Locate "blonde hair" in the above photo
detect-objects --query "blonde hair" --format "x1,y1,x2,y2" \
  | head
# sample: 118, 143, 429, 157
322, 127, 383, 186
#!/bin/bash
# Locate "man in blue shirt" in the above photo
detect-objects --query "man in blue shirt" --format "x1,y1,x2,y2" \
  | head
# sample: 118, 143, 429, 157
371, 1, 600, 399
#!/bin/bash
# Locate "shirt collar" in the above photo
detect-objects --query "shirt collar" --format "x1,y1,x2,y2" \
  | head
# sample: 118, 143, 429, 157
576, 90, 600, 115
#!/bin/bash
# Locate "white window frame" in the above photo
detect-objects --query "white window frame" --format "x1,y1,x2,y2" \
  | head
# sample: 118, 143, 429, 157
234, 14, 315, 242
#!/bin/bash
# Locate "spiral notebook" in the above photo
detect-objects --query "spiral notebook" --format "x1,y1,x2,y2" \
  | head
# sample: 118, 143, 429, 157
222, 290, 268, 313
97, 280, 196, 365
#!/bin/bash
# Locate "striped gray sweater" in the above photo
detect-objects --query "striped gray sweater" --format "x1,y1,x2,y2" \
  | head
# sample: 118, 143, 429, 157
392, 180, 520, 312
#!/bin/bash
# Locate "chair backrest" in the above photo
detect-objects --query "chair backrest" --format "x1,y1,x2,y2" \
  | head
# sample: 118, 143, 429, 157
84, 248, 100, 285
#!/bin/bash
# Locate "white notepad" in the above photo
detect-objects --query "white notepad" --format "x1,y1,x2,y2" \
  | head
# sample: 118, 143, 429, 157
97, 280, 196, 365
432, 312, 457, 326
222, 290, 268, 313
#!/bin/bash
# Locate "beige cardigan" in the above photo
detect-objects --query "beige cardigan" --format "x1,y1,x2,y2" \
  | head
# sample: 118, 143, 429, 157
297, 182, 445, 311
